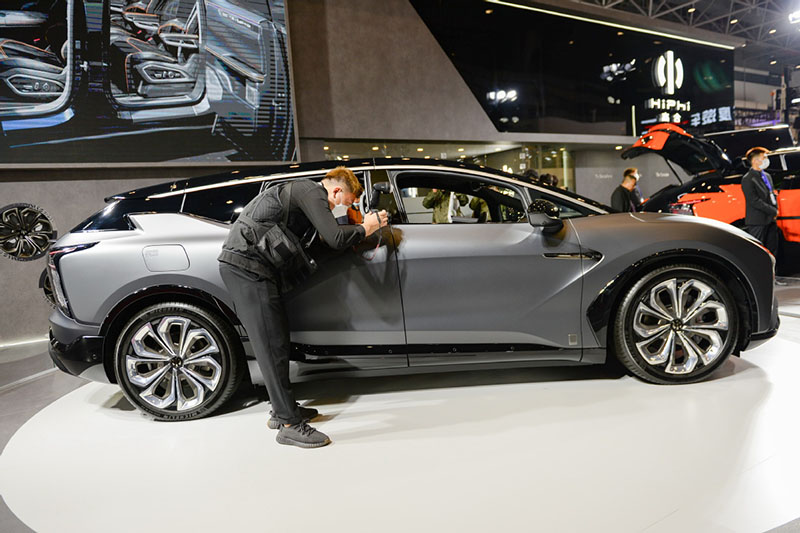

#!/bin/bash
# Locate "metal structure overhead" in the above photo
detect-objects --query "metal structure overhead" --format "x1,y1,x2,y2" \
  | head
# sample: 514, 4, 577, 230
575, 0, 800, 70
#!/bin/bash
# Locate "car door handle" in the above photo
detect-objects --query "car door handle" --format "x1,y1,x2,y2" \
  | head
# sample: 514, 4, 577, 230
543, 251, 603, 261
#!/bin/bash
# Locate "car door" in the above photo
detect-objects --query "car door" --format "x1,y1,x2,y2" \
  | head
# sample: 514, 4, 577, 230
280, 171, 407, 372
389, 168, 586, 367
203, 0, 294, 160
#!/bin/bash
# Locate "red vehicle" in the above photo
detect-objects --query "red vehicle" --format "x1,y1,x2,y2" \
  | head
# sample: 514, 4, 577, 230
623, 124, 800, 274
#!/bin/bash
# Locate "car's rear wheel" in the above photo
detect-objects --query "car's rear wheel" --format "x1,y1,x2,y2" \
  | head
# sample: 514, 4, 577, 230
613, 264, 739, 384
114, 302, 244, 421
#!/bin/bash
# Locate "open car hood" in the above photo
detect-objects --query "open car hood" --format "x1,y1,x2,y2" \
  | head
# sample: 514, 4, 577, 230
621, 123, 733, 176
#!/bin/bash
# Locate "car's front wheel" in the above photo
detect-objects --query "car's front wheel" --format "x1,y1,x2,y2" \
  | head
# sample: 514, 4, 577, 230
613, 264, 739, 384
114, 302, 244, 421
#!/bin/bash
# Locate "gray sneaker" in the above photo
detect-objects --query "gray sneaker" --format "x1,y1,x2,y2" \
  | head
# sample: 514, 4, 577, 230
276, 421, 331, 448
267, 405, 319, 430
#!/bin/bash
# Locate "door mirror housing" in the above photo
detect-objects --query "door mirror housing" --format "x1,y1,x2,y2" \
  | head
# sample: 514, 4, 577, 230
527, 199, 563, 234
369, 181, 392, 210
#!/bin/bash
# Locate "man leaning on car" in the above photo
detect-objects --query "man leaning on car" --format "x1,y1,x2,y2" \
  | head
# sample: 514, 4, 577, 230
741, 147, 778, 256
218, 167, 388, 448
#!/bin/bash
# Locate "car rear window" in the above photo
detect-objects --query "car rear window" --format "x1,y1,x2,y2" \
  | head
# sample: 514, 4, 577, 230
71, 196, 183, 232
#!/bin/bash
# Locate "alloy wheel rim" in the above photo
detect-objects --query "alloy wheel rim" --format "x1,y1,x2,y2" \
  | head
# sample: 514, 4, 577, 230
0, 204, 55, 261
125, 316, 224, 412
632, 278, 729, 375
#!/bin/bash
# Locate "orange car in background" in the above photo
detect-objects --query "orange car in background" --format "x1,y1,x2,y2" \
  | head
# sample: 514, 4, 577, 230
622, 124, 800, 274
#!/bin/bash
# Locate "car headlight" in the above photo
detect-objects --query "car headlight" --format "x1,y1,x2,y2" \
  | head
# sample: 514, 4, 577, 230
47, 243, 98, 318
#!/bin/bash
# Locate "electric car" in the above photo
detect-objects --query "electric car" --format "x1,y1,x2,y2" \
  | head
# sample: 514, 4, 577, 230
47, 158, 779, 420
622, 123, 800, 273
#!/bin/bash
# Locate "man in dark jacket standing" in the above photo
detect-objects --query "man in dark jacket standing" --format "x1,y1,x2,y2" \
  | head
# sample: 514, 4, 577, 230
218, 167, 388, 448
742, 147, 779, 256
610, 171, 638, 212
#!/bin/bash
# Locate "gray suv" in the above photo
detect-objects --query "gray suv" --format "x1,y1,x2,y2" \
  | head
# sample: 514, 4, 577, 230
48, 159, 780, 420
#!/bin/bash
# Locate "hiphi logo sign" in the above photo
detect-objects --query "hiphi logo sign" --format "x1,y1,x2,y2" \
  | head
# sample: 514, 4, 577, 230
653, 50, 684, 95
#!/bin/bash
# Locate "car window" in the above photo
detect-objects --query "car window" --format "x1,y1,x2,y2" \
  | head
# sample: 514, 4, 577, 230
181, 181, 262, 223
394, 172, 525, 224
525, 188, 595, 219
367, 170, 401, 224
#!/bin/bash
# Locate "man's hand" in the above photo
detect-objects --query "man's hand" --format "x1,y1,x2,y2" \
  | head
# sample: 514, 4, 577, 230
361, 210, 389, 236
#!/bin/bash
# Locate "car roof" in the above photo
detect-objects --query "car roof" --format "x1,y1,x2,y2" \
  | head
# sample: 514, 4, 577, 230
107, 158, 533, 201
108, 157, 609, 214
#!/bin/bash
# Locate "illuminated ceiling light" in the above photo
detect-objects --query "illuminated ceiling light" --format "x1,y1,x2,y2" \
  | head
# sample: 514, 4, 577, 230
323, 146, 329, 150
485, 8, 493, 14
796, 64, 800, 69
372, 146, 379, 151
730, 18, 738, 24
769, 28, 777, 34
617, 31, 623, 36
385, 155, 392, 158
495, 147, 501, 151
225, 200, 233, 205
484, 0, 735, 49
790, 10, 800, 24
615, 145, 623, 150
342, 155, 349, 158
568, 40, 574, 45
458, 147, 465, 152
653, 40, 662, 45
687, 7, 696, 13
417, 147, 424, 152
770, 59, 777, 65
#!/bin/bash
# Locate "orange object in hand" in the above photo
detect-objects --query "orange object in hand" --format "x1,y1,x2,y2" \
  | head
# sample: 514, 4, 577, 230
347, 205, 364, 225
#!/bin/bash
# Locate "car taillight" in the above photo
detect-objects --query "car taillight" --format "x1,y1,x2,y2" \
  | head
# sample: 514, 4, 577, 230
668, 198, 707, 215
47, 243, 98, 318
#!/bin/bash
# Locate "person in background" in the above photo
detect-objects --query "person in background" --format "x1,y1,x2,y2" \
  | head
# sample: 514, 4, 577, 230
469, 195, 490, 222
422, 189, 468, 223
741, 146, 779, 256
539, 173, 559, 188
522, 169, 539, 183
624, 167, 644, 207
610, 171, 638, 212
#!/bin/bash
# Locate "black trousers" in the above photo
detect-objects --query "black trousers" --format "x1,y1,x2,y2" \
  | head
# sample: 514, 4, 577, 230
746, 222, 779, 257
219, 263, 301, 425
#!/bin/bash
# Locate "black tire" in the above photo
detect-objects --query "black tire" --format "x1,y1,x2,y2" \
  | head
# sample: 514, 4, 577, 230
114, 302, 244, 421
613, 264, 739, 385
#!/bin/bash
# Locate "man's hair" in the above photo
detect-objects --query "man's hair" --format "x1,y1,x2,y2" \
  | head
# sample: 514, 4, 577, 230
746, 146, 769, 164
324, 166, 363, 196
623, 167, 638, 179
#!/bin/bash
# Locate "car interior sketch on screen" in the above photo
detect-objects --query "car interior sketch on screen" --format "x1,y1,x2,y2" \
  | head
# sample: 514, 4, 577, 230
0, 0, 295, 163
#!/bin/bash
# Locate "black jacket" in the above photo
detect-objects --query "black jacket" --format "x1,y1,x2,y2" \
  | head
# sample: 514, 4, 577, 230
218, 180, 366, 279
741, 167, 778, 226
610, 185, 636, 213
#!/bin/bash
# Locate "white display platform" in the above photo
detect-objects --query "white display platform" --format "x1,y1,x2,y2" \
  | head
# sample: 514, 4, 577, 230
2, 318, 800, 532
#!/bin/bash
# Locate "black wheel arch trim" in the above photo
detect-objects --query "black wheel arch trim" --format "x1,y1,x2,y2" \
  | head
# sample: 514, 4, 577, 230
98, 285, 240, 383
586, 249, 759, 353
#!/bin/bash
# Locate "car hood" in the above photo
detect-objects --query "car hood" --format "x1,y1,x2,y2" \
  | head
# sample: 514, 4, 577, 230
597, 211, 761, 243
622, 123, 733, 176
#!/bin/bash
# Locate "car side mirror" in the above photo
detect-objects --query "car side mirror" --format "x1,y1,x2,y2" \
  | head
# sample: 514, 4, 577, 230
370, 182, 392, 210
527, 199, 563, 234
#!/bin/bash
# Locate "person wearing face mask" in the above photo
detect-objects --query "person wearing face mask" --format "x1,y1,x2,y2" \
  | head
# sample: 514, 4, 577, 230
742, 147, 779, 256
218, 166, 388, 448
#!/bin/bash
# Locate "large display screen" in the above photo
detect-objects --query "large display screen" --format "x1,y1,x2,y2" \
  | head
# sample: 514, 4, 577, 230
0, 0, 296, 164
410, 0, 734, 136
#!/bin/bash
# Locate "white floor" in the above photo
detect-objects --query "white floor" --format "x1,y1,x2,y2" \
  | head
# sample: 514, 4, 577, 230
2, 318, 800, 533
